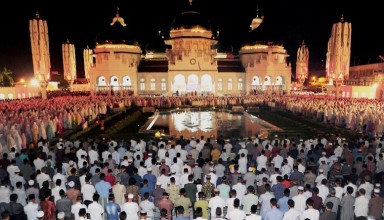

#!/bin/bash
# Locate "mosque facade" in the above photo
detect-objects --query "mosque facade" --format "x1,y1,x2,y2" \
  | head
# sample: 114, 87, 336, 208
85, 5, 292, 96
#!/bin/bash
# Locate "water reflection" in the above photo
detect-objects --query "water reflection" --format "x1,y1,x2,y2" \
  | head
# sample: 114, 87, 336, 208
142, 109, 281, 139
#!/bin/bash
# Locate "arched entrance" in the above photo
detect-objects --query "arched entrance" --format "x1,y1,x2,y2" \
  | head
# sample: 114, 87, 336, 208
187, 74, 199, 91
110, 76, 119, 91
201, 74, 213, 92
173, 74, 186, 92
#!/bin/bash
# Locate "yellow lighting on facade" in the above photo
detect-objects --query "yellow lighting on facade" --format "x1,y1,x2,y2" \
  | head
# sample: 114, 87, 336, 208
96, 44, 141, 50
30, 79, 39, 87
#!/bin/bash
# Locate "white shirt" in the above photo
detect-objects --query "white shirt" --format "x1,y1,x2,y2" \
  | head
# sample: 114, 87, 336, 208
282, 208, 301, 220
354, 195, 369, 217
139, 200, 155, 217
81, 183, 96, 202
52, 186, 66, 203
24, 201, 39, 220
209, 196, 226, 217
88, 201, 104, 220
238, 157, 248, 174
71, 202, 88, 220
259, 192, 275, 217
33, 158, 45, 171
121, 202, 140, 220
292, 194, 307, 213
53, 172, 67, 188
256, 155, 267, 171
232, 183, 247, 201
88, 150, 99, 165
344, 183, 357, 197
0, 186, 11, 203
226, 208, 246, 220
300, 208, 319, 220
245, 214, 262, 220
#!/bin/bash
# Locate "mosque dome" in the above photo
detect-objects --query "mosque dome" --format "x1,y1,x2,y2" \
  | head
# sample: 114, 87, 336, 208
171, 10, 211, 31
145, 31, 168, 53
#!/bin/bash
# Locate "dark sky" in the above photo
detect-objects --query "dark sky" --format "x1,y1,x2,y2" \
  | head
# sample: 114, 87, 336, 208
0, 0, 382, 80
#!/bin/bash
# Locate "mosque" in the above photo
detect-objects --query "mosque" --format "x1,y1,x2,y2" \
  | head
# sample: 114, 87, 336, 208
77, 1, 292, 96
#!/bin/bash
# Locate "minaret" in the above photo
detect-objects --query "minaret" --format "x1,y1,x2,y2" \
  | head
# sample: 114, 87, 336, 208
326, 15, 352, 97
62, 39, 77, 90
296, 41, 309, 89
29, 11, 51, 99
83, 45, 93, 82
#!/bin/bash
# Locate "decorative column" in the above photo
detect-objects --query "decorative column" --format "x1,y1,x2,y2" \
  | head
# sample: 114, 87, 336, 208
29, 11, 51, 100
296, 41, 309, 90
326, 15, 352, 98
62, 39, 76, 90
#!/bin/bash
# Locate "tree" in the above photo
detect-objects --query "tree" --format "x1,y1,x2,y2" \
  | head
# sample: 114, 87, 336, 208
0, 67, 14, 87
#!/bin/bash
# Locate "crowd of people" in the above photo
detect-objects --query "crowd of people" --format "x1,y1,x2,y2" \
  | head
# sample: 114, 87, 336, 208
0, 93, 383, 220
0, 131, 383, 220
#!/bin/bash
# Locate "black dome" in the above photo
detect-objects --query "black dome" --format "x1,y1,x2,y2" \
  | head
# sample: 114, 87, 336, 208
96, 22, 138, 45
171, 11, 211, 31
145, 33, 168, 53
242, 21, 282, 47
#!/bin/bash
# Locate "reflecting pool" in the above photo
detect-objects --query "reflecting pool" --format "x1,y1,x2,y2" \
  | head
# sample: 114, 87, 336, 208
140, 108, 281, 139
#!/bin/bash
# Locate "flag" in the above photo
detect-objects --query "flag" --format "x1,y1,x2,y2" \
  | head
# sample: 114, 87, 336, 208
379, 55, 384, 61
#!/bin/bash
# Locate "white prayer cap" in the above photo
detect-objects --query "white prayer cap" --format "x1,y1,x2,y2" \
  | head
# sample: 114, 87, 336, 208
128, 193, 134, 199
67, 181, 75, 188
374, 189, 380, 193
57, 212, 65, 219
37, 211, 44, 218
147, 167, 152, 172
298, 186, 304, 191
319, 169, 324, 173
28, 180, 34, 186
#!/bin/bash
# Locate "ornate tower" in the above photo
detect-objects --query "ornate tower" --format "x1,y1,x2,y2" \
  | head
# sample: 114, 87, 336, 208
62, 39, 77, 89
29, 11, 51, 99
83, 45, 93, 82
326, 15, 352, 97
296, 41, 309, 88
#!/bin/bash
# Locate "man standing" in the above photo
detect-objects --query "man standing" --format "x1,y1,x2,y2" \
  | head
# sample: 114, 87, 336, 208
174, 188, 192, 219
301, 198, 319, 220
320, 202, 337, 220
157, 192, 174, 220
88, 194, 104, 220
24, 194, 39, 220
282, 199, 301, 220
121, 193, 140, 220
264, 198, 284, 220
104, 193, 121, 220
242, 186, 259, 215
368, 188, 384, 220
208, 188, 226, 219
354, 188, 369, 219
340, 186, 355, 220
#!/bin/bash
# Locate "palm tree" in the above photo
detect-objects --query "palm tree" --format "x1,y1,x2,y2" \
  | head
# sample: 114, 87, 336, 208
0, 67, 14, 87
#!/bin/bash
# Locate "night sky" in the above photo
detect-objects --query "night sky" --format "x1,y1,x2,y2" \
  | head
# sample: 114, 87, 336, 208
0, 0, 382, 80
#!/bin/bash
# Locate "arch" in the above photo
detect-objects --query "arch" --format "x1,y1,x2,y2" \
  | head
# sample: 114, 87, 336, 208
187, 74, 199, 91
174, 74, 186, 92
275, 76, 284, 85
263, 76, 272, 85
122, 76, 132, 86
110, 76, 119, 90
7, 94, 13, 99
0, 94, 4, 100
97, 76, 107, 86
201, 74, 212, 91
251, 76, 260, 85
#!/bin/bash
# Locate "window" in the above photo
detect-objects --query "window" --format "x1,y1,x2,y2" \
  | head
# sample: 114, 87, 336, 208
150, 78, 156, 91
228, 78, 233, 90
238, 78, 243, 90
218, 78, 223, 91
161, 78, 166, 91
140, 78, 145, 91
